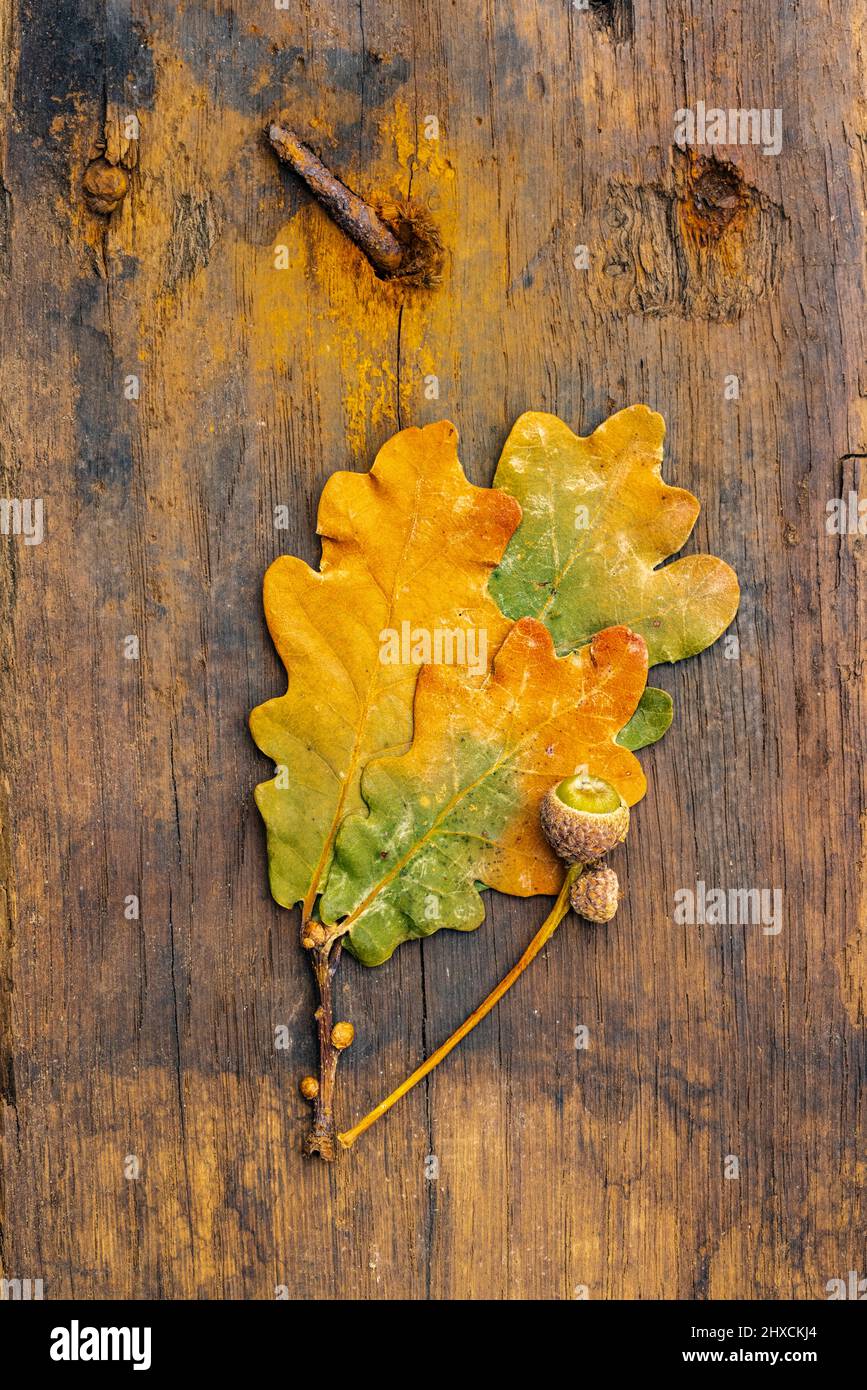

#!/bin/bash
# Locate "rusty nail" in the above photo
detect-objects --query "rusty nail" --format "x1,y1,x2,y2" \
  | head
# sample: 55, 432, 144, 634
266, 120, 444, 287
268, 122, 405, 276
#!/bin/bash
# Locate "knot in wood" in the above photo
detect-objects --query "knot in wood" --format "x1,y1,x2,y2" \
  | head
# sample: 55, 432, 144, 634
82, 158, 128, 216
683, 158, 747, 241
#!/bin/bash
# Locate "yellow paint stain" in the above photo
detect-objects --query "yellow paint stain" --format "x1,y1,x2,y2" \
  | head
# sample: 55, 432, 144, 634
100, 41, 257, 417
237, 89, 463, 461
394, 101, 418, 171
250, 64, 273, 96
379, 98, 457, 190
307, 114, 337, 144
112, 39, 465, 465
247, 200, 441, 458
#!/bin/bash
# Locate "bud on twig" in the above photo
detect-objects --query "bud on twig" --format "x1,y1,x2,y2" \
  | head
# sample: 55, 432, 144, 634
331, 1021, 355, 1051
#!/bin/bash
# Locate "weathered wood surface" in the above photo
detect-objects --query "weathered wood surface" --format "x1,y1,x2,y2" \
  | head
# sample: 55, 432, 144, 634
0, 0, 864, 1300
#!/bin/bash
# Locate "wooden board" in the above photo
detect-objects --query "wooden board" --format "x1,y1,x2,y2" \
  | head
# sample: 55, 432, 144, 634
0, 0, 864, 1300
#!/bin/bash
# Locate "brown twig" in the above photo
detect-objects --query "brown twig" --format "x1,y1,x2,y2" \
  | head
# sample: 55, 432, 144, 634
304, 936, 344, 1160
267, 119, 444, 287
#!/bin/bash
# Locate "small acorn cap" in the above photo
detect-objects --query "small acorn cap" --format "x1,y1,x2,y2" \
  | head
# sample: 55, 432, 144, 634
540, 774, 629, 863
570, 865, 620, 924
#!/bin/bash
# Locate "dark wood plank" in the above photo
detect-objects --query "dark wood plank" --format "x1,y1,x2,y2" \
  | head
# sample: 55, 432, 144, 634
0, 0, 863, 1300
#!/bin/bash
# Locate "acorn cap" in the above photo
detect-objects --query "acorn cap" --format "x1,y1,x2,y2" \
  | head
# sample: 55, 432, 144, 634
571, 865, 620, 924
540, 775, 629, 863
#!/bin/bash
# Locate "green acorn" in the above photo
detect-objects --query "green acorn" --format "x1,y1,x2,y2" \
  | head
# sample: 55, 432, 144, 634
540, 774, 629, 863
571, 865, 620, 923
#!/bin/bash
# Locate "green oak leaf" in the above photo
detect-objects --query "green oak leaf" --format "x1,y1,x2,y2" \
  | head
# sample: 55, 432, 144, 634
615, 686, 674, 750
490, 407, 740, 679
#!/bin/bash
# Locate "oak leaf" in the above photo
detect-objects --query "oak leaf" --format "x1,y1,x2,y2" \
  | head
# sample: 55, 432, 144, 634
321, 619, 648, 965
616, 686, 674, 750
249, 422, 521, 922
489, 405, 739, 667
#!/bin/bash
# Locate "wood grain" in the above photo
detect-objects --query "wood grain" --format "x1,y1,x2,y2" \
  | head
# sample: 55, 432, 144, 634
0, 0, 864, 1300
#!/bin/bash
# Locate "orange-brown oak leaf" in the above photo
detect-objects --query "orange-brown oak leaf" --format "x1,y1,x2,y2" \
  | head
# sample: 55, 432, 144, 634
321, 619, 648, 965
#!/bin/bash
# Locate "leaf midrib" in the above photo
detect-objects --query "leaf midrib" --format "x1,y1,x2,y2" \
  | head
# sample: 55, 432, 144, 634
301, 474, 424, 920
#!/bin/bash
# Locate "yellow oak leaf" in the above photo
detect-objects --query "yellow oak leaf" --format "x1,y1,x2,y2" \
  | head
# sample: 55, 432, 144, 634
249, 421, 521, 922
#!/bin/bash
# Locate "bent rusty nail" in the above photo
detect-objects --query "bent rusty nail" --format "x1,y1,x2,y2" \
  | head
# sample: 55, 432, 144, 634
267, 122, 404, 277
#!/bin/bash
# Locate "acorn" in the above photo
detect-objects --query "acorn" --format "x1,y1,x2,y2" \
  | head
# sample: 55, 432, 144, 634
540, 774, 629, 863
570, 865, 620, 924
